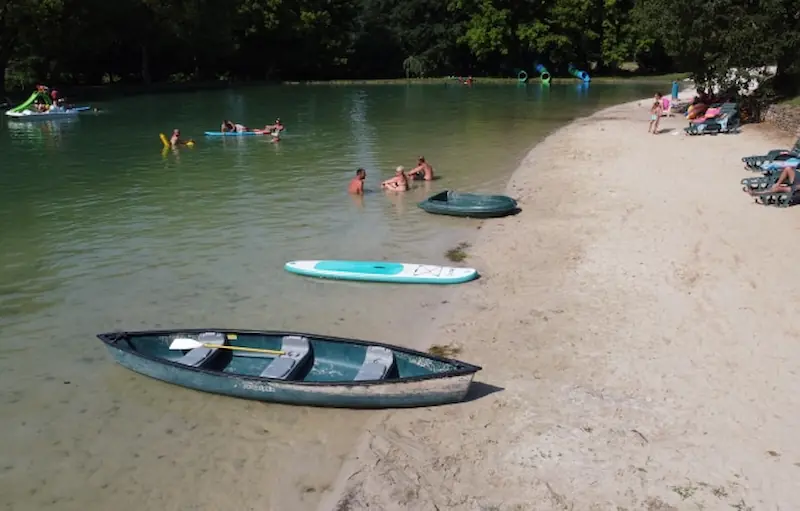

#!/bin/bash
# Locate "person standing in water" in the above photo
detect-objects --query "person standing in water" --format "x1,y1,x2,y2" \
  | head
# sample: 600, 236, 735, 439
406, 156, 435, 181
348, 168, 366, 195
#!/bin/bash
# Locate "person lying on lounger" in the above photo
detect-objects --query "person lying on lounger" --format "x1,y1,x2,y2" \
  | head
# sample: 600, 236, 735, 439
760, 158, 800, 173
747, 165, 800, 196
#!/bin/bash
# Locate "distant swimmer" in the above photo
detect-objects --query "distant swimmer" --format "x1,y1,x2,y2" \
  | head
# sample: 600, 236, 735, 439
406, 156, 434, 181
221, 120, 236, 132
170, 129, 194, 148
270, 118, 284, 132
381, 166, 409, 191
348, 168, 366, 195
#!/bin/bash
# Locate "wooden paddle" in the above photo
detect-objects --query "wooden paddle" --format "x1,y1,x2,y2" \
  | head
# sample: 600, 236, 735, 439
169, 337, 283, 355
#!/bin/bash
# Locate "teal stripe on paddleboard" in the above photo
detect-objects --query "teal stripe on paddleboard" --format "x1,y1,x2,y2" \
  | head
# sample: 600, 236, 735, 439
314, 261, 404, 275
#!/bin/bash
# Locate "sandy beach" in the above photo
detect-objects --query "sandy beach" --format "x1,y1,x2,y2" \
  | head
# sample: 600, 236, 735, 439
317, 94, 800, 510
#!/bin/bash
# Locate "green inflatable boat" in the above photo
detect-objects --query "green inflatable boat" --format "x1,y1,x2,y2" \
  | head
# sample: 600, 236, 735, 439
418, 190, 518, 218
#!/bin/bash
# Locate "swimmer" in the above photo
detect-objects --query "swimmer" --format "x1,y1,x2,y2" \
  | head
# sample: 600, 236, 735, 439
221, 120, 236, 132
348, 168, 366, 195
170, 129, 194, 148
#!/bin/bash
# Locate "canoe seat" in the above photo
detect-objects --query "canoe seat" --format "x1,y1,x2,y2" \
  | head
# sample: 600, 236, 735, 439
354, 346, 395, 381
176, 332, 225, 367
260, 336, 311, 380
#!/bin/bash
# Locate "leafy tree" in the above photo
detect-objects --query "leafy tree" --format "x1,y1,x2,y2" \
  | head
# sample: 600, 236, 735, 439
634, 0, 796, 94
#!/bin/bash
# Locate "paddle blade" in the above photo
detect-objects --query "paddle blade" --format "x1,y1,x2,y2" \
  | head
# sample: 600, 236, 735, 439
169, 337, 203, 350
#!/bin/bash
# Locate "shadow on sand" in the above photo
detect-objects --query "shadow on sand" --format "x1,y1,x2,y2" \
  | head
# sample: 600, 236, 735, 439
461, 381, 504, 403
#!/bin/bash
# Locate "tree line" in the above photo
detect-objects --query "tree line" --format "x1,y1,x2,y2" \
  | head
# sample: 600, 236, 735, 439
1, 0, 799, 96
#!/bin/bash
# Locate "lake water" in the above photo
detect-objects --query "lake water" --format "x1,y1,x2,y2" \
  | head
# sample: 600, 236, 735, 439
0, 82, 659, 510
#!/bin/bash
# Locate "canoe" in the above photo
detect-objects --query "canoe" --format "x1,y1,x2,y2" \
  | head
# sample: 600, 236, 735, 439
418, 190, 518, 218
97, 329, 482, 408
5, 108, 81, 120
284, 260, 478, 284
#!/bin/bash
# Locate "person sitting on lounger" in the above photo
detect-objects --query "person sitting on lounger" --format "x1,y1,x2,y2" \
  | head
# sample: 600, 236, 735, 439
381, 166, 408, 191
748, 165, 800, 196
406, 156, 435, 181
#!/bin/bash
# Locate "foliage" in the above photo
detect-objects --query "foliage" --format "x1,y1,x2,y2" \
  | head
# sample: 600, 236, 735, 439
634, 0, 800, 95
2, 0, 799, 96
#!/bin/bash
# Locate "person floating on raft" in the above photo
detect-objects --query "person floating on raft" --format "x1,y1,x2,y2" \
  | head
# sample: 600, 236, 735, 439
221, 118, 283, 142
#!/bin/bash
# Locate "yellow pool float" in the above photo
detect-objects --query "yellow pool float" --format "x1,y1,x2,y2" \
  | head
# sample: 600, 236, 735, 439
159, 133, 195, 148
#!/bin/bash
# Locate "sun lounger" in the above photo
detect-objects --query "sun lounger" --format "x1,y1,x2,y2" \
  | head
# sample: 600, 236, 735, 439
746, 169, 800, 207
752, 189, 800, 207
742, 137, 800, 170
684, 103, 739, 135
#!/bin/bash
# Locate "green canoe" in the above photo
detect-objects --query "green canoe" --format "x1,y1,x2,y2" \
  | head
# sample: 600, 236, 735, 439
418, 190, 518, 218
98, 329, 481, 408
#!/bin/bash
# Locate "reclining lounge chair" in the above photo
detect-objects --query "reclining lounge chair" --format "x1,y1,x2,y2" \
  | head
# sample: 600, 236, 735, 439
742, 137, 800, 171
745, 168, 800, 207
741, 159, 800, 190
684, 102, 740, 135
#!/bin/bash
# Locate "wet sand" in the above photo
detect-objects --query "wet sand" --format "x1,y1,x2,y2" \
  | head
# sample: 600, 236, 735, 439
319, 95, 800, 510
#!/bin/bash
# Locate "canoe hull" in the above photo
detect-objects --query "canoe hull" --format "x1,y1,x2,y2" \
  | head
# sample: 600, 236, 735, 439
284, 260, 478, 284
418, 190, 518, 218
104, 344, 475, 408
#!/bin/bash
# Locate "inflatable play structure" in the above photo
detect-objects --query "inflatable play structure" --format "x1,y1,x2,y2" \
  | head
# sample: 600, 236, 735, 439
535, 64, 551, 85
568, 64, 591, 83
7, 86, 53, 113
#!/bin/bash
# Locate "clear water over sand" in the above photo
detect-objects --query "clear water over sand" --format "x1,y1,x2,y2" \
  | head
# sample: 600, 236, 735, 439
0, 82, 659, 510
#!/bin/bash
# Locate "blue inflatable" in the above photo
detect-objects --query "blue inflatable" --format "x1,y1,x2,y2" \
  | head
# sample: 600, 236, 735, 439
568, 64, 591, 82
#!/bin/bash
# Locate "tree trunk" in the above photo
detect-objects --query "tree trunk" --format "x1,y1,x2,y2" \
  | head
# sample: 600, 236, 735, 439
141, 44, 151, 85
0, 52, 8, 98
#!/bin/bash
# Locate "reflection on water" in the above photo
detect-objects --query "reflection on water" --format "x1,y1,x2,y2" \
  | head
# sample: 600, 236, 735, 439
0, 82, 660, 510
6, 117, 80, 149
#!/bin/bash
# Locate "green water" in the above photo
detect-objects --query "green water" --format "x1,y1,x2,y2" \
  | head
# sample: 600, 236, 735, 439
0, 82, 659, 510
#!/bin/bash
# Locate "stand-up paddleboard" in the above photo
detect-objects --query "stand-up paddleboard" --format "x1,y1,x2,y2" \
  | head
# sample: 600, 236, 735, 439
204, 131, 264, 137
284, 260, 478, 284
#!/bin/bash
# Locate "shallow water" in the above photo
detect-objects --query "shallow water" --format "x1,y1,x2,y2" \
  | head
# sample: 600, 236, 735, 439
0, 82, 659, 510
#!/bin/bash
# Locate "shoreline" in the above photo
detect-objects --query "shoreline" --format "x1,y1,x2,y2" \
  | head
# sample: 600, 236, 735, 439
2, 73, 688, 102
317, 93, 800, 510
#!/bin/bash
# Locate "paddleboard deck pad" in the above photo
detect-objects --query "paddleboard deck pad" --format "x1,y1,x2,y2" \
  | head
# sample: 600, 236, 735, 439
284, 260, 478, 284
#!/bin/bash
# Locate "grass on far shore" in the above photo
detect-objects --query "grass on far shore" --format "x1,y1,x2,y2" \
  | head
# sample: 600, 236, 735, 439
3, 72, 690, 101
283, 72, 691, 86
